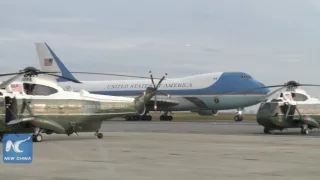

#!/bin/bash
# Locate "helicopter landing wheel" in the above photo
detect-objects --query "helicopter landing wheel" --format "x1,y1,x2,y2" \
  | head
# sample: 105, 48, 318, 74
263, 127, 271, 134
301, 125, 310, 135
125, 116, 132, 121
301, 128, 310, 135
97, 133, 103, 139
33, 134, 43, 142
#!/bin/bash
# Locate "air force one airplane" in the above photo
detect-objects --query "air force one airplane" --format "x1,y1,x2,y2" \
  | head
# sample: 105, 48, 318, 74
35, 42, 270, 121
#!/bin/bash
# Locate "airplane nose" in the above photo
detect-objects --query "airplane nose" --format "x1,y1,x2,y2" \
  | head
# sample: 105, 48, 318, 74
256, 81, 271, 94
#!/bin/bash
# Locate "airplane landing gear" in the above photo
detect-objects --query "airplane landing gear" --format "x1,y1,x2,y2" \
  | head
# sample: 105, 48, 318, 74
141, 115, 152, 121
160, 115, 172, 121
234, 115, 243, 121
125, 114, 152, 121
234, 108, 244, 121
160, 111, 173, 121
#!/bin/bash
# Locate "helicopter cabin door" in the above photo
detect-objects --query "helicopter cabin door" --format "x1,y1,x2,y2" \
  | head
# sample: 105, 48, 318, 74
280, 102, 296, 121
5, 96, 18, 124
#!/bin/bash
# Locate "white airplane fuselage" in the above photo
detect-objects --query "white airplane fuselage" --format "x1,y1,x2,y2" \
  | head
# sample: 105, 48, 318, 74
33, 42, 271, 120
56, 72, 270, 112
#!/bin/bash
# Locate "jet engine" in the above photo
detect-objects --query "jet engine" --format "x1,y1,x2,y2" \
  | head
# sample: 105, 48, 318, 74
195, 110, 219, 116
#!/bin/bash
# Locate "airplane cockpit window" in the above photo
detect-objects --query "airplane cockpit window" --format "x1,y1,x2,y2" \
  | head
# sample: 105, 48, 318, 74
241, 75, 252, 79
23, 83, 58, 95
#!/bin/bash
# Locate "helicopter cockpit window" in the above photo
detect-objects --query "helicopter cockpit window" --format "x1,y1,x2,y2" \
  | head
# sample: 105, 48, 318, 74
258, 102, 270, 110
291, 93, 308, 101
23, 83, 58, 95
258, 101, 278, 113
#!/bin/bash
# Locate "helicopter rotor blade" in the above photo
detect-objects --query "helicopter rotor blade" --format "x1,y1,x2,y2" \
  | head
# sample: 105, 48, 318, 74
212, 80, 320, 104
158, 90, 170, 97
156, 73, 167, 89
154, 73, 168, 110
44, 73, 81, 83
141, 71, 168, 111
223, 81, 320, 96
149, 71, 156, 87
0, 72, 23, 77
259, 87, 287, 102
221, 85, 285, 95
0, 73, 25, 89
154, 95, 157, 110
66, 71, 161, 79
296, 84, 320, 87
0, 67, 83, 89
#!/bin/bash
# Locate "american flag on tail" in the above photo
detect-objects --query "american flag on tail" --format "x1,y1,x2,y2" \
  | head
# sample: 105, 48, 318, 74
11, 84, 23, 92
44, 58, 53, 66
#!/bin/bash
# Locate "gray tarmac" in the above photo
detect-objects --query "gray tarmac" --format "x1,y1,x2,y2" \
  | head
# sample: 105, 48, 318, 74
102, 120, 320, 136
1, 120, 320, 180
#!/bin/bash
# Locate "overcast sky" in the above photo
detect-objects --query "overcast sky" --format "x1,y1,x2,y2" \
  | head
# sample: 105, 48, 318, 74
1, 0, 320, 111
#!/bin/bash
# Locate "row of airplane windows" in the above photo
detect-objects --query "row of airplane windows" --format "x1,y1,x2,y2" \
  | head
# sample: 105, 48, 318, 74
213, 76, 252, 80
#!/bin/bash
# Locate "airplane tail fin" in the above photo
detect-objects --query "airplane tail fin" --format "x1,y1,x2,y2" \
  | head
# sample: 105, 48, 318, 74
35, 42, 79, 83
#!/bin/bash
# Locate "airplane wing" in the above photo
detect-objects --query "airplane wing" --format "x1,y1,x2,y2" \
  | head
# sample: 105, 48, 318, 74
7, 117, 66, 134
145, 96, 180, 109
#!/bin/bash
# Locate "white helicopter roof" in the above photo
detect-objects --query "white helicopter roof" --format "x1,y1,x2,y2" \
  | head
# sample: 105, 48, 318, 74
4, 75, 135, 102
265, 87, 320, 105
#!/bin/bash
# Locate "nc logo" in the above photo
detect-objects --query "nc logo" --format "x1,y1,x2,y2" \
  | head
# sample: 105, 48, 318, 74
2, 134, 33, 163
5, 136, 31, 153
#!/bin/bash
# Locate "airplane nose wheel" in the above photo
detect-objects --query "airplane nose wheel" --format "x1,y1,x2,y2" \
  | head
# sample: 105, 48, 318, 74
97, 133, 103, 139
234, 115, 243, 121
95, 131, 103, 139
